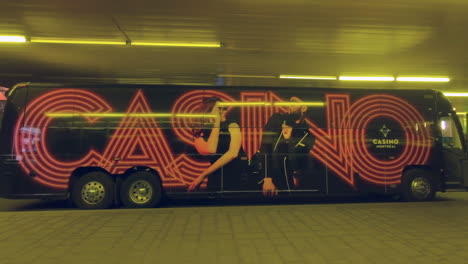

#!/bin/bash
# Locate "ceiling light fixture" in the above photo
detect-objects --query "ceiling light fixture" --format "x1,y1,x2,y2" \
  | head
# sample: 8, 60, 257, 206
30, 38, 126, 45
218, 74, 276, 79
444, 93, 468, 97
339, 76, 395, 81
397, 77, 450, 82
30, 38, 221, 47
0, 36, 26, 43
279, 75, 336, 80
131, 41, 221, 48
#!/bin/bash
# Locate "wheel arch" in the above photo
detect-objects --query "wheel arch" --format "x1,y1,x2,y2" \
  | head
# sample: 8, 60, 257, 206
401, 166, 437, 201
69, 167, 112, 192
402, 165, 441, 191
119, 166, 164, 208
121, 166, 164, 193
123, 166, 161, 181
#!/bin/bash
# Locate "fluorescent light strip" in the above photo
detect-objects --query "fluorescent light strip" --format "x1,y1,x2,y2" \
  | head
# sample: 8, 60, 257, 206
397, 77, 450, 82
279, 75, 337, 80
45, 113, 217, 118
132, 41, 221, 48
30, 38, 220, 47
218, 74, 276, 79
339, 76, 395, 81
0, 36, 26, 43
31, 38, 125, 45
444, 93, 468, 97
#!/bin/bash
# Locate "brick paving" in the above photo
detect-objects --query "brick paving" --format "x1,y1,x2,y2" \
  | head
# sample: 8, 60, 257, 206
0, 192, 468, 264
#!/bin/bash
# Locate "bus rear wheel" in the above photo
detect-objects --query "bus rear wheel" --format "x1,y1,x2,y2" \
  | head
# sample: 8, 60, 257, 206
72, 171, 115, 209
401, 169, 435, 202
119, 171, 162, 208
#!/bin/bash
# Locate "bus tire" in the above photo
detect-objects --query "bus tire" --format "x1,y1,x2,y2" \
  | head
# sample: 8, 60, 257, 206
119, 171, 162, 208
401, 169, 435, 202
71, 171, 115, 209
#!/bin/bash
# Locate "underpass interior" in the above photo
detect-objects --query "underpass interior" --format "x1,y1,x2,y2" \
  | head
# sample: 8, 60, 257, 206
1, 1, 468, 263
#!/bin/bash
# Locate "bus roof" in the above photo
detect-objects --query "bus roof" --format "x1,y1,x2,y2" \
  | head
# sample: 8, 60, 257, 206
8, 82, 439, 94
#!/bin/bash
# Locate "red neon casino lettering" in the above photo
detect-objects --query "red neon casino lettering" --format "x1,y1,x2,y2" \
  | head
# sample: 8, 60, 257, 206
14, 89, 431, 189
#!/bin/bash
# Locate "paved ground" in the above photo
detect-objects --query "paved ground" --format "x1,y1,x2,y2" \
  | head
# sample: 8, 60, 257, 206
1, 192, 468, 264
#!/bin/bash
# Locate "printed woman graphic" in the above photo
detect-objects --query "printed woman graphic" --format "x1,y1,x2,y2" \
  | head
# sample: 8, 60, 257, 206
187, 97, 245, 192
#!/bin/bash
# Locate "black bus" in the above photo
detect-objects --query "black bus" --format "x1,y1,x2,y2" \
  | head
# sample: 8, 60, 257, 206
0, 83, 467, 209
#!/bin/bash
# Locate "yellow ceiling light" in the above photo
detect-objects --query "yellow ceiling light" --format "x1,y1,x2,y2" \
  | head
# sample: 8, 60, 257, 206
339, 76, 395, 81
444, 93, 468, 97
29, 37, 220, 47
131, 41, 221, 48
218, 74, 276, 79
279, 75, 337, 80
396, 77, 450, 82
31, 38, 126, 45
0, 36, 26, 43
274, 102, 325, 107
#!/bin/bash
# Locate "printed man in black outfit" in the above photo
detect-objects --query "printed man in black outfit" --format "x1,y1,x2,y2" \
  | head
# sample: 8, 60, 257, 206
257, 96, 316, 196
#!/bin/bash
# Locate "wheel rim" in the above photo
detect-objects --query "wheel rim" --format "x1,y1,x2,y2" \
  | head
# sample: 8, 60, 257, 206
411, 177, 431, 200
129, 180, 153, 204
81, 181, 106, 205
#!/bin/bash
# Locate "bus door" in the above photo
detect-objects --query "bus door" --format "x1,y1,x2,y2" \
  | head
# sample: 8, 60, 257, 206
439, 114, 468, 188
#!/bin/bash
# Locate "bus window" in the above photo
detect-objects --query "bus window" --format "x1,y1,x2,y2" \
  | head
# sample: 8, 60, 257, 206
440, 115, 463, 150
457, 113, 467, 139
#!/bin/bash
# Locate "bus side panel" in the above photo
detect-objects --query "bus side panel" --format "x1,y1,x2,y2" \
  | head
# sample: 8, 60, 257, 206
4, 85, 442, 200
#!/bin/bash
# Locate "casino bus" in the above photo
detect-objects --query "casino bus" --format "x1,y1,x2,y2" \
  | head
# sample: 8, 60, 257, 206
0, 83, 467, 209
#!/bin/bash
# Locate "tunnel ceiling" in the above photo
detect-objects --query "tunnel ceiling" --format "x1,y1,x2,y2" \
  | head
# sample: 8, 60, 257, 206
0, 0, 468, 91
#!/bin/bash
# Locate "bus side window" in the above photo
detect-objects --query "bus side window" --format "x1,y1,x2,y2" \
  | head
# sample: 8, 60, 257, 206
440, 115, 462, 149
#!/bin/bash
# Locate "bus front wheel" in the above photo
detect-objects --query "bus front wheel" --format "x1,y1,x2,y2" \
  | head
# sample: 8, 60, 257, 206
71, 171, 115, 209
119, 171, 162, 208
401, 169, 435, 202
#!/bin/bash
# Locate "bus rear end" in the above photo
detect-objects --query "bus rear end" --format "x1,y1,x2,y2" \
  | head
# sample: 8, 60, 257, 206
0, 84, 48, 199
